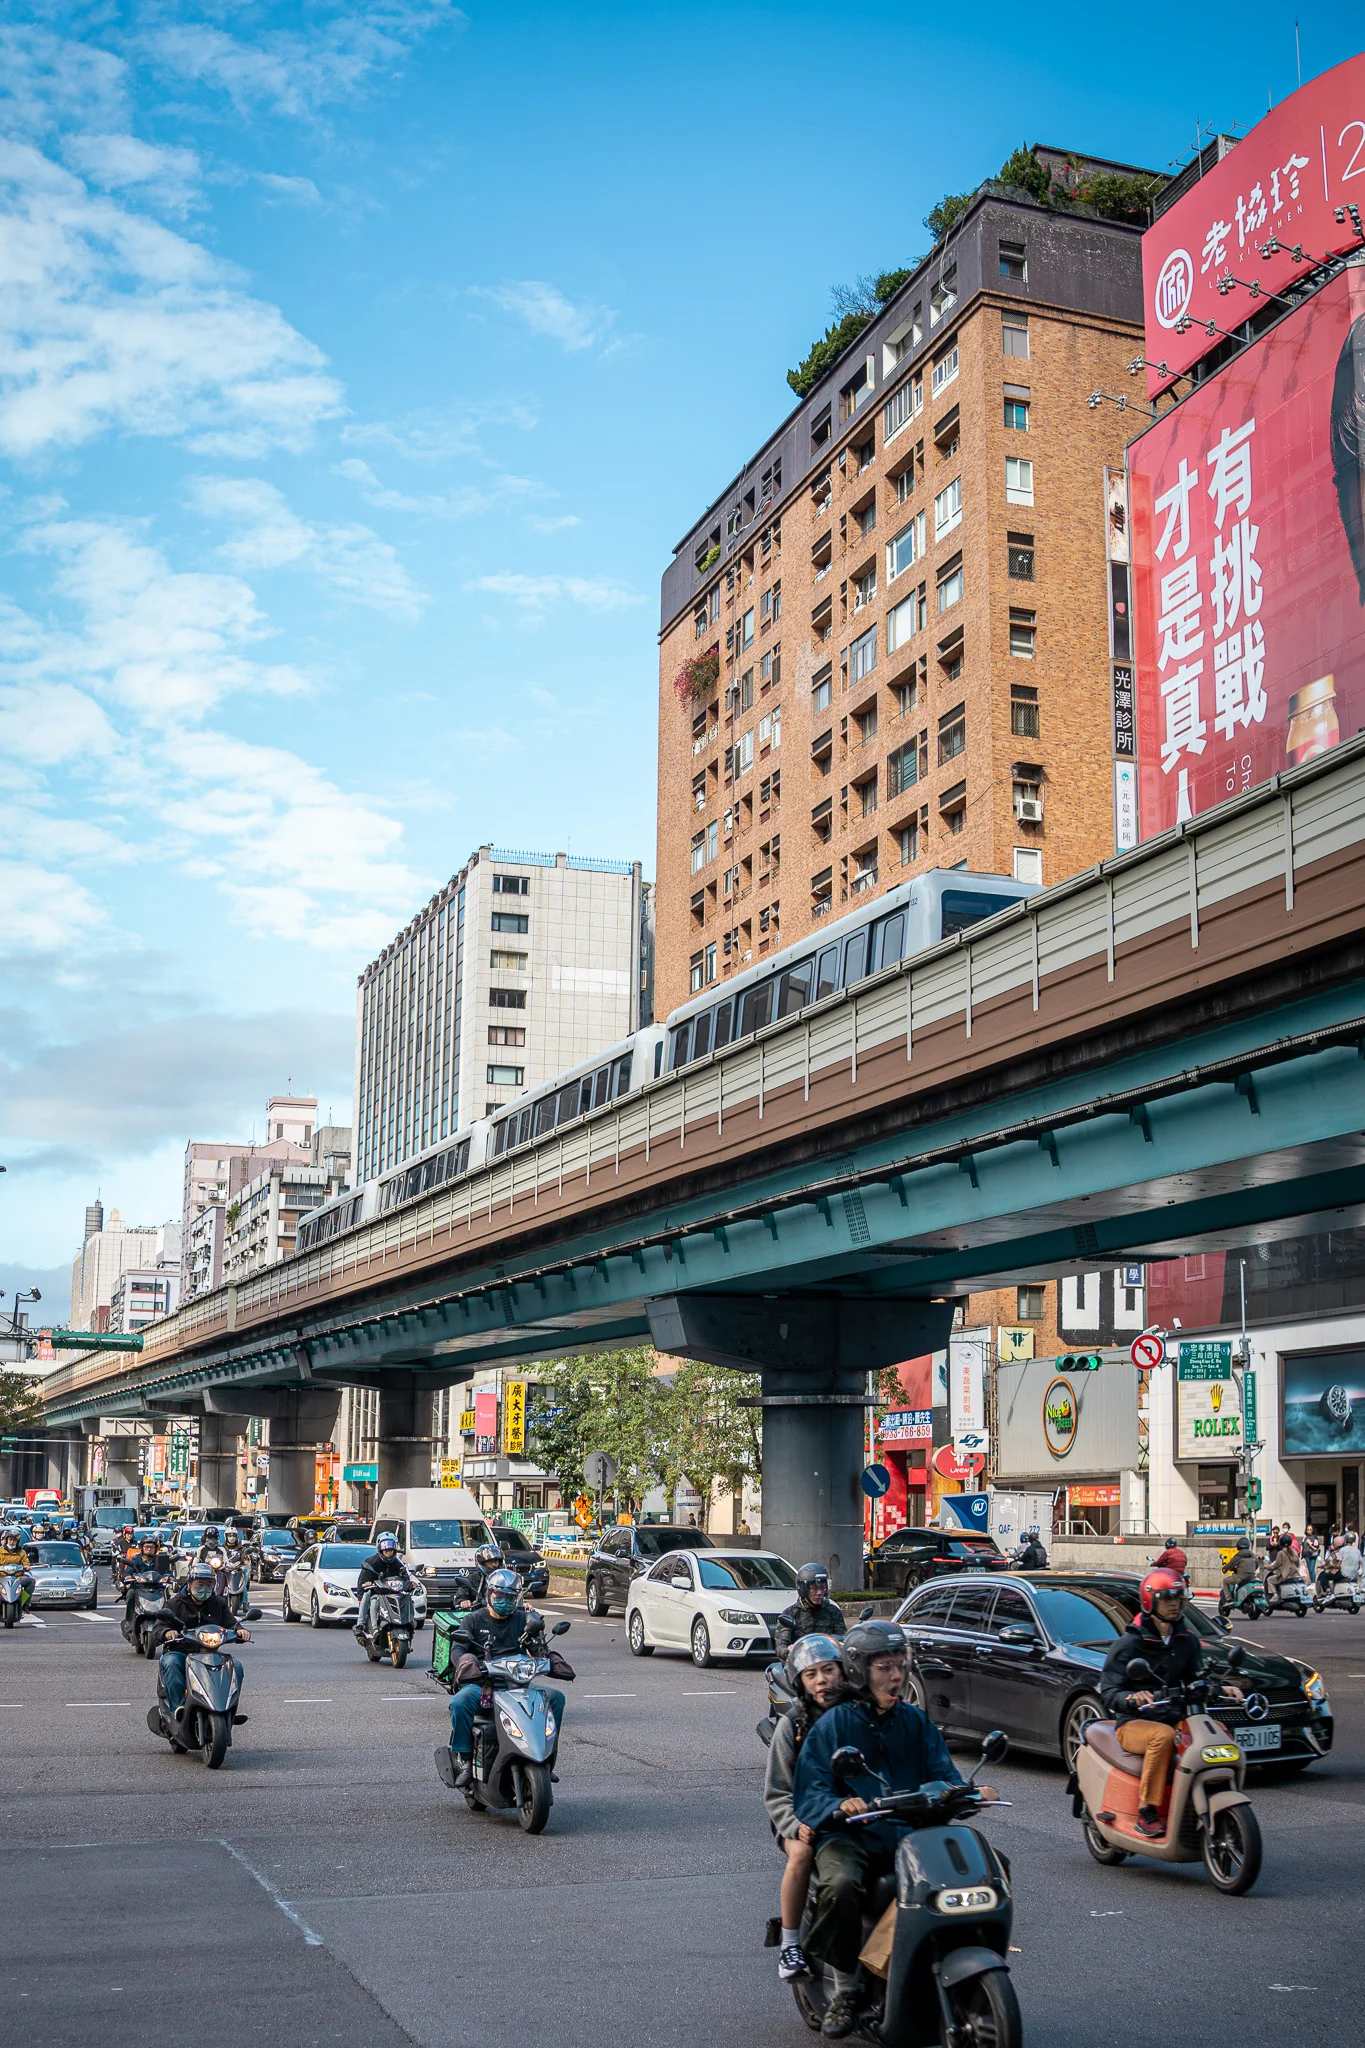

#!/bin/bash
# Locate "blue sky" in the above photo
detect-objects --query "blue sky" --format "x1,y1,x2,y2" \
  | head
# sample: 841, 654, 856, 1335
1, 2, 1357, 1305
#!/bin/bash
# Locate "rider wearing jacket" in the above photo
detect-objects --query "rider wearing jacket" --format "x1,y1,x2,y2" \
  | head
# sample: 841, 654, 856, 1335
1218, 1536, 1260, 1616
355, 1532, 414, 1635
158, 1564, 249, 1716
764, 1633, 845, 1985
1014, 1529, 1048, 1569
444, 1568, 565, 1786
0, 1525, 35, 1609
123, 1532, 173, 1623
1100, 1568, 1239, 1838
772, 1564, 848, 1655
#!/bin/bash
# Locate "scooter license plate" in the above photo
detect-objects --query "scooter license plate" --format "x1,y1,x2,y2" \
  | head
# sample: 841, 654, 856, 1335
1236, 1725, 1281, 1752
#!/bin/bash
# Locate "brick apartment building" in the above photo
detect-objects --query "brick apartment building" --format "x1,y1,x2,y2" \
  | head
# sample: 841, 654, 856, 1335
655, 150, 1158, 1373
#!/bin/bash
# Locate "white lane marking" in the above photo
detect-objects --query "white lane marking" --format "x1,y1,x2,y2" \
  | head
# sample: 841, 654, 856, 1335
213, 1838, 324, 1948
74, 1612, 116, 1623
282, 1698, 333, 1705
683, 1689, 735, 1696
380, 1696, 432, 1702
64, 1701, 132, 1707
1269, 1985, 1318, 1993
583, 1692, 636, 1698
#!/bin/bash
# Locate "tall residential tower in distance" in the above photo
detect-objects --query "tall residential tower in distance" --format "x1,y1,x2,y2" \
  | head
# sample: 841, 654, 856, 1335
655, 147, 1157, 1012
353, 846, 649, 1186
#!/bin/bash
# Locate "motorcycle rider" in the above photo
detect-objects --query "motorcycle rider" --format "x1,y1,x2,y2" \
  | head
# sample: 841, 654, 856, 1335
124, 1530, 172, 1625
1151, 1538, 1188, 1578
1218, 1535, 1260, 1619
763, 1632, 845, 1984
355, 1531, 416, 1638
0, 1523, 35, 1613
1100, 1567, 1243, 1840
443, 1567, 564, 1788
1013, 1526, 1048, 1569
793, 1620, 998, 2039
772, 1563, 848, 1655
157, 1562, 250, 1721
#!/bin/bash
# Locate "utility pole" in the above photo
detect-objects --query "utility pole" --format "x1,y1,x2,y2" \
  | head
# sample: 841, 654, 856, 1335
1234, 1257, 1262, 1537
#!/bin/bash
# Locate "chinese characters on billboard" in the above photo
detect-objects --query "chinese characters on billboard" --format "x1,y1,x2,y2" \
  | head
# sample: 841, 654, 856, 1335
1141, 53, 1365, 397
1131, 268, 1365, 835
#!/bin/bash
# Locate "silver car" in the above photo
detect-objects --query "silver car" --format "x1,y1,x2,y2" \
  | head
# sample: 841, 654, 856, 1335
29, 1540, 99, 1609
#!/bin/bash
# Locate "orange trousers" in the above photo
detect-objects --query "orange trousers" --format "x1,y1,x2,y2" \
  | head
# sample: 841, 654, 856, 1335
1117, 1719, 1177, 1806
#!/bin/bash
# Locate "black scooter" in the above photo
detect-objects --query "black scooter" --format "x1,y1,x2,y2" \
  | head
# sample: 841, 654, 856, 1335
121, 1570, 170, 1655
356, 1580, 417, 1667
782, 1733, 1018, 2047
148, 1613, 260, 1769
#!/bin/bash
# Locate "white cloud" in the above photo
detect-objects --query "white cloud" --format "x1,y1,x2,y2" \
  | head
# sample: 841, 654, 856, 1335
339, 399, 538, 464
524, 512, 581, 533
470, 280, 616, 352
464, 572, 643, 612
191, 474, 427, 619
0, 138, 343, 460
255, 171, 323, 206
62, 132, 201, 215
148, 3, 463, 120
0, 860, 107, 953
332, 453, 543, 520
0, 24, 128, 141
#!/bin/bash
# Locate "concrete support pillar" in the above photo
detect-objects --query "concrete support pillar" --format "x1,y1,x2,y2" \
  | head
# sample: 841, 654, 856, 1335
198, 1413, 249, 1511
759, 1370, 868, 1586
265, 1442, 320, 1517
377, 1379, 437, 1496
100, 1425, 143, 1496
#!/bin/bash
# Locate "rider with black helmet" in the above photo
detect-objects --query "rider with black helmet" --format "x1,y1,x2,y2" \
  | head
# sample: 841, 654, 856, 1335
1218, 1533, 1260, 1619
123, 1529, 172, 1625
772, 1563, 847, 1655
793, 1621, 996, 2039
157, 1561, 249, 1716
355, 1530, 415, 1637
763, 1633, 845, 1985
442, 1567, 565, 1788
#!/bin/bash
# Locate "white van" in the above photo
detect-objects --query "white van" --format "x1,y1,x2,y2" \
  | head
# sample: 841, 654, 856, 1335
370, 1487, 496, 1609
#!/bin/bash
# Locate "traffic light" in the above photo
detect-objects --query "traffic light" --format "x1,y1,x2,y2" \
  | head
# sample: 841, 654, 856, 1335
1055, 1353, 1104, 1372
1245, 1479, 1262, 1512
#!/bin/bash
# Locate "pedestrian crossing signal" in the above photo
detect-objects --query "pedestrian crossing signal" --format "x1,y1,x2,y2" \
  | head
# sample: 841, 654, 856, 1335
1055, 1353, 1104, 1372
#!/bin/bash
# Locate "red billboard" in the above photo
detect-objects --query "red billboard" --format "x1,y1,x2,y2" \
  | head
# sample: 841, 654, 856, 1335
1131, 267, 1365, 835
1142, 53, 1365, 397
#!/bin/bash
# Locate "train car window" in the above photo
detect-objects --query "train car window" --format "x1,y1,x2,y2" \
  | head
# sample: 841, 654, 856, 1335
534, 1095, 558, 1138
692, 1009, 713, 1059
405, 1165, 423, 1200
514, 1107, 532, 1146
669, 1023, 691, 1072
777, 959, 813, 1017
491, 1124, 507, 1159
593, 1065, 611, 1107
455, 1141, 470, 1177
654, 1041, 664, 1077
713, 999, 734, 1050
738, 980, 773, 1036
842, 930, 869, 986
575, 1076, 591, 1116
555, 1085, 578, 1125
940, 889, 1021, 937
871, 911, 906, 971
298, 1220, 313, 1250
815, 946, 839, 1000
612, 1055, 633, 1097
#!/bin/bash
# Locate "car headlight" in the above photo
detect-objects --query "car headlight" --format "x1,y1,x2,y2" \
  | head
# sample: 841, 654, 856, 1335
935, 1886, 998, 1914
718, 1608, 761, 1625
322, 1582, 351, 1597
1301, 1669, 1328, 1703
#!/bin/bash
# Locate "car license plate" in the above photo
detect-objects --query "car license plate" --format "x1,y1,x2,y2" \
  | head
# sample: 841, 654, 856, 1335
1236, 1725, 1281, 1752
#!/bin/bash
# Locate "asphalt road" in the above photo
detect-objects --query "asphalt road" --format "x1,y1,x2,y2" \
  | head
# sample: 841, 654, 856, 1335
2, 1579, 1362, 2048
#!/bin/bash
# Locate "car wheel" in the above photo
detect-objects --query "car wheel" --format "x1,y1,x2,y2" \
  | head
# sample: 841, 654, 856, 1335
902, 1570, 921, 1600
1061, 1692, 1104, 1769
628, 1609, 654, 1657
310, 1594, 325, 1629
904, 1667, 929, 1713
691, 1617, 713, 1668
281, 1586, 298, 1622
87, 1585, 98, 1609
586, 1575, 608, 1618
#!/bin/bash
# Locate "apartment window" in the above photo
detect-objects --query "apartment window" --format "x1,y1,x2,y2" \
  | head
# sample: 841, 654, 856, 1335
736, 729, 754, 774
689, 952, 706, 993
693, 772, 707, 811
1004, 394, 1030, 431
1005, 456, 1034, 506
492, 874, 529, 895
999, 239, 1028, 282
704, 940, 717, 981
887, 584, 926, 651
887, 510, 925, 581
841, 358, 873, 420
487, 1064, 524, 1087
934, 476, 962, 540
930, 265, 957, 325
887, 740, 918, 799
709, 585, 721, 624
732, 668, 754, 712
694, 526, 721, 574
706, 818, 719, 860
811, 663, 832, 713
811, 404, 832, 450
852, 566, 876, 611
691, 831, 706, 874
856, 498, 877, 538
1017, 1283, 1045, 1320
895, 446, 922, 502
940, 780, 967, 834
812, 796, 833, 842
856, 771, 879, 818
489, 987, 527, 1009
812, 867, 834, 913
1002, 311, 1030, 358
854, 702, 878, 745
760, 456, 782, 501
1009, 608, 1037, 658
896, 814, 922, 865
930, 342, 959, 396
882, 375, 922, 440
1008, 531, 1035, 581
938, 702, 966, 764
491, 911, 528, 933
1010, 682, 1040, 737
758, 708, 782, 749
741, 607, 755, 648
1013, 771, 1043, 817
849, 624, 877, 682
893, 661, 922, 717
694, 606, 708, 640
690, 889, 705, 926
760, 645, 781, 686
489, 948, 527, 970
936, 554, 963, 614
488, 1026, 526, 1047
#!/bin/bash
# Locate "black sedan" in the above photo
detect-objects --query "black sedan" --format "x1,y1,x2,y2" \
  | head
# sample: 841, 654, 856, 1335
867, 1526, 1010, 1597
490, 1523, 550, 1595
895, 1572, 1334, 1772
585, 1525, 714, 1617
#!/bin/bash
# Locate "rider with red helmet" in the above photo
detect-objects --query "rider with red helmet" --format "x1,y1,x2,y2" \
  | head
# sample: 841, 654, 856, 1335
1099, 1569, 1241, 1838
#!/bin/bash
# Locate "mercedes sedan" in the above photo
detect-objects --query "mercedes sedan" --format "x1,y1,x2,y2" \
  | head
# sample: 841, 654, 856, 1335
29, 1540, 99, 1609
281, 1542, 428, 1629
895, 1571, 1333, 1772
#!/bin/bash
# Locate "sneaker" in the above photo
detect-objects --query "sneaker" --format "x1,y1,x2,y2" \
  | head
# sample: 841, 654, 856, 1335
821, 1989, 861, 2039
1134, 1806, 1164, 1839
778, 1944, 809, 1981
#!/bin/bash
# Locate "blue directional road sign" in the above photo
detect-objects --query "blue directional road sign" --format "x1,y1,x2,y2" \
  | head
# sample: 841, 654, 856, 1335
861, 1463, 893, 1498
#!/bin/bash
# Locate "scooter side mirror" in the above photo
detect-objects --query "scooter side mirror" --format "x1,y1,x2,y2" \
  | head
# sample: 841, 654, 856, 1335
858, 1605, 875, 1621
246, 1606, 262, 1621
830, 1745, 868, 1784
552, 1619, 571, 1636
980, 1729, 1009, 1765
1225, 1644, 1246, 1671
1124, 1656, 1157, 1685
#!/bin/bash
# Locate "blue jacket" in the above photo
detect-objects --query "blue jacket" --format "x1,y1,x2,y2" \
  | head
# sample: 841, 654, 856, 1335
793, 1697, 963, 1855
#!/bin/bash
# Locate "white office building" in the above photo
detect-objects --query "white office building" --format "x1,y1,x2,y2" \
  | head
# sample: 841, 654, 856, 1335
70, 1212, 180, 1333
353, 845, 648, 1186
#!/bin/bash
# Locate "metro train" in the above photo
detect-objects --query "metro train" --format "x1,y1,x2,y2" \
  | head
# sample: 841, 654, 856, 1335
296, 867, 1036, 1256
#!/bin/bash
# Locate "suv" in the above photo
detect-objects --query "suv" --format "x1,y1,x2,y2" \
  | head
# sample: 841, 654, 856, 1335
866, 1526, 1009, 1598
585, 1525, 715, 1617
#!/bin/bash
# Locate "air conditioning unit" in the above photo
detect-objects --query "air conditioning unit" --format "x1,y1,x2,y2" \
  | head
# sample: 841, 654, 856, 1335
1015, 796, 1044, 823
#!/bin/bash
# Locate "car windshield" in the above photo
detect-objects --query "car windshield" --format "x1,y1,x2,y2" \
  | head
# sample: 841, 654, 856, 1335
697, 1555, 797, 1591
496, 1529, 534, 1552
634, 1529, 715, 1557
35, 1543, 84, 1566
178, 1530, 207, 1547
318, 1545, 372, 1567
94, 1506, 130, 1527
409, 1520, 490, 1548
261, 1531, 295, 1548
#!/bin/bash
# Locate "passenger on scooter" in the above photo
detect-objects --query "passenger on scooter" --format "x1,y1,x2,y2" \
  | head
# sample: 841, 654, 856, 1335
355, 1531, 414, 1636
1100, 1568, 1241, 1840
1014, 1527, 1048, 1569
772, 1564, 848, 1654
793, 1620, 998, 2040
158, 1563, 249, 1716
763, 1632, 845, 1985
444, 1568, 564, 1788
124, 1532, 172, 1622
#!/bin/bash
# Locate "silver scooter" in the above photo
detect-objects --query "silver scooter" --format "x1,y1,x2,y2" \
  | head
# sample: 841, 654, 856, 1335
148, 1614, 259, 1769
434, 1619, 573, 1833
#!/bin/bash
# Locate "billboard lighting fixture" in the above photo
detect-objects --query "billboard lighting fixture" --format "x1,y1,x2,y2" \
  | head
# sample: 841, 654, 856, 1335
1172, 312, 1241, 343
1127, 355, 1172, 380
1087, 389, 1158, 421
1215, 273, 1295, 309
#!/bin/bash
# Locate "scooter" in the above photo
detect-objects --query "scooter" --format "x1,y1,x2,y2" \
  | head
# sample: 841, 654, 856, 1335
433, 1619, 573, 1834
1218, 1575, 1269, 1624
1263, 1572, 1313, 1618
1313, 1572, 1365, 1615
121, 1570, 170, 1655
0, 1568, 30, 1627
220, 1559, 251, 1618
147, 1615, 259, 1769
356, 1581, 417, 1667
776, 1732, 1018, 2046
1069, 1647, 1262, 1894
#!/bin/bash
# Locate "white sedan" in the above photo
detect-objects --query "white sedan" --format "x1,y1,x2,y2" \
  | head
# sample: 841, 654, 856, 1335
626, 1548, 797, 1665
281, 1542, 428, 1629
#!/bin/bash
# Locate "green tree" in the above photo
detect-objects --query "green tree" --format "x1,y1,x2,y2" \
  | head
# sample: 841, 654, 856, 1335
667, 1362, 761, 1529
786, 270, 918, 398
923, 189, 977, 242
526, 1347, 674, 1514
0, 1370, 43, 1437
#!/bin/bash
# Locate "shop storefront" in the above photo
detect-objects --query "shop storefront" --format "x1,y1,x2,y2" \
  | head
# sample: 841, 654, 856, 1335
874, 1409, 932, 1536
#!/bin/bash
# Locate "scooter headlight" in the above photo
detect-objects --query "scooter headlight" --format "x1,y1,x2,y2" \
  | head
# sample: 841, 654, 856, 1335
934, 1886, 998, 1915
496, 1707, 532, 1752
544, 1707, 557, 1741
1201, 1743, 1241, 1762
197, 1629, 223, 1649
